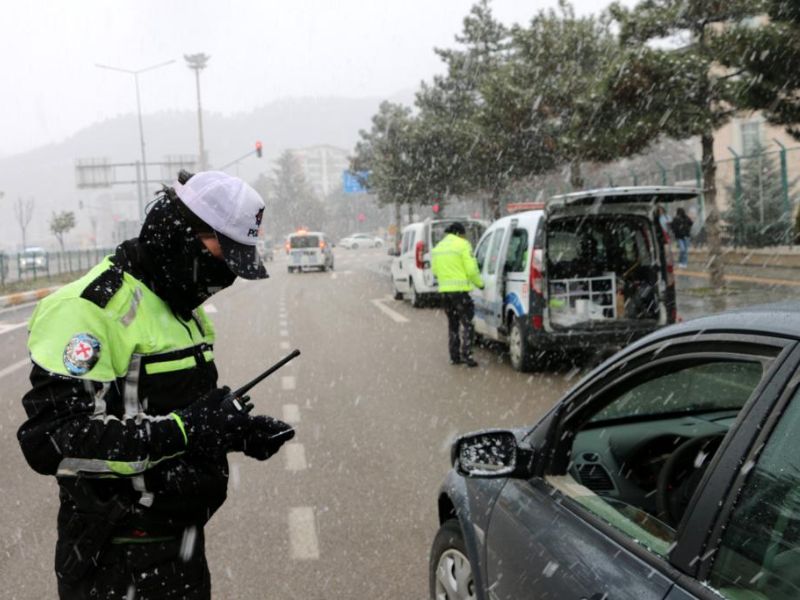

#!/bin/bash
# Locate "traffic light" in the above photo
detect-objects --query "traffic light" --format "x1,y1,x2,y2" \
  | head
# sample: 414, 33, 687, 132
255, 141, 263, 158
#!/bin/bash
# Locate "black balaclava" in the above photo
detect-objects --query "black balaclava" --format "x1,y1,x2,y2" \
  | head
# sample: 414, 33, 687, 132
130, 188, 236, 320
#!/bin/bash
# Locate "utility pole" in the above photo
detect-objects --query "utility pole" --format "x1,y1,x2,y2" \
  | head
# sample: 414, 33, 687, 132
95, 59, 176, 221
185, 53, 210, 171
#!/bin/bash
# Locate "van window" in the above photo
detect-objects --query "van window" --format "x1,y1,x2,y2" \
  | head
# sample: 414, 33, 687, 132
475, 231, 494, 272
290, 235, 319, 249
505, 228, 529, 273
487, 228, 506, 275
409, 230, 417, 252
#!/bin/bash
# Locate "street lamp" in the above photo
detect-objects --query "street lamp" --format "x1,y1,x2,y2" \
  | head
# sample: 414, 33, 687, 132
95, 59, 176, 221
184, 53, 210, 171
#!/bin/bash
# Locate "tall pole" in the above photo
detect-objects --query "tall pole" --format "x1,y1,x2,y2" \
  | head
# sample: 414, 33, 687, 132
96, 59, 176, 222
185, 53, 210, 171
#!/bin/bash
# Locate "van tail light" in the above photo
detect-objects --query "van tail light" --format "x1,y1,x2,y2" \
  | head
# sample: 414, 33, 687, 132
415, 241, 425, 270
285, 242, 290, 253
532, 314, 543, 330
319, 240, 326, 249
529, 248, 544, 295
664, 243, 675, 287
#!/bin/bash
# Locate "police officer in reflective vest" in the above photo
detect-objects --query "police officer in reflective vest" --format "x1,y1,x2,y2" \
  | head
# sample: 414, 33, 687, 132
17, 171, 294, 599
431, 222, 484, 367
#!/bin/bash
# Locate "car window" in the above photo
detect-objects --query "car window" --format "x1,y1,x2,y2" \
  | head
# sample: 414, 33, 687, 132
290, 235, 319, 249
709, 386, 800, 600
487, 227, 506, 275
505, 228, 529, 273
548, 359, 766, 559
475, 231, 494, 272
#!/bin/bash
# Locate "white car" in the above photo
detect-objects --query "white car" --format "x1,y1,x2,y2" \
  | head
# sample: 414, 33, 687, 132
286, 231, 334, 273
390, 218, 487, 307
339, 233, 383, 249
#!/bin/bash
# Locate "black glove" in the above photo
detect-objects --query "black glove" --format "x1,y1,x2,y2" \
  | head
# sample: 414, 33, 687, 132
236, 416, 295, 461
174, 387, 253, 455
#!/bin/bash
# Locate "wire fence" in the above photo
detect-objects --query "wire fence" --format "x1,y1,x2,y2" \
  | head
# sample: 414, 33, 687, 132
0, 248, 114, 289
530, 145, 800, 249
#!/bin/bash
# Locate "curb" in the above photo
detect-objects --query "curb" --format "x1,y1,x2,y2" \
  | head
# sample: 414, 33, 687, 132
0, 286, 61, 309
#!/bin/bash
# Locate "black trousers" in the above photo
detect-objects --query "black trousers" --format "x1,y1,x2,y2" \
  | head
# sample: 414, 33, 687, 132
443, 292, 475, 361
57, 530, 211, 600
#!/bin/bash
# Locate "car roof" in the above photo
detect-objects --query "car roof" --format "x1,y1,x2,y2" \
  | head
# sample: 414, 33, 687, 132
550, 186, 700, 206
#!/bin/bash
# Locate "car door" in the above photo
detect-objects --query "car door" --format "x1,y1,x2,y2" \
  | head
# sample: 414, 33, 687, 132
483, 334, 794, 600
392, 231, 410, 293
475, 224, 511, 337
663, 342, 800, 600
471, 229, 495, 337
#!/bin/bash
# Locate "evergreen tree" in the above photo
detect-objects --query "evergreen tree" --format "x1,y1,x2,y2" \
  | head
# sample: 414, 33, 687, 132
608, 0, 767, 291
717, 1, 800, 140
258, 151, 324, 235
724, 145, 799, 247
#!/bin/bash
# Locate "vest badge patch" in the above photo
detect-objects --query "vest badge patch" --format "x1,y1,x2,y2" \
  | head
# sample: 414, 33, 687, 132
63, 333, 101, 375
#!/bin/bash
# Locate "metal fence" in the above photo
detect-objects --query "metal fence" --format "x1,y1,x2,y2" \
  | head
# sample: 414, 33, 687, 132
532, 145, 800, 248
0, 248, 115, 288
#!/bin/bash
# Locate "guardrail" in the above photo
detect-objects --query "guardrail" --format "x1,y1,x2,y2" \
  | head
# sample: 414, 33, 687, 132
0, 248, 114, 287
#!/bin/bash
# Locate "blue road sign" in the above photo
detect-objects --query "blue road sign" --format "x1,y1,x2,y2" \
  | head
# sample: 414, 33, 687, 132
343, 170, 369, 194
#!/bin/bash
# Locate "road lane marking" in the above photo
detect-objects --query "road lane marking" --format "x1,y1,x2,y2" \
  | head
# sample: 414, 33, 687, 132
280, 341, 290, 350
0, 322, 28, 335
289, 507, 320, 560
279, 319, 288, 328
0, 358, 30, 379
283, 404, 301, 423
203, 303, 218, 314
280, 329, 289, 337
370, 298, 409, 323
330, 273, 338, 280
285, 443, 307, 471
282, 376, 296, 390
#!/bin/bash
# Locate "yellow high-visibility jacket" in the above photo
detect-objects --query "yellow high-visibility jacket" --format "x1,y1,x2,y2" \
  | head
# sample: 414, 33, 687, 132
431, 233, 484, 293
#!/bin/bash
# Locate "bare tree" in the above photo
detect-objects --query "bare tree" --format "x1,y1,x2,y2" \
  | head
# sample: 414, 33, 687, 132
14, 197, 35, 250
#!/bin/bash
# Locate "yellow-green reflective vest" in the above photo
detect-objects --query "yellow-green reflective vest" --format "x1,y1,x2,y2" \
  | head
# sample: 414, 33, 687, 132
431, 234, 484, 293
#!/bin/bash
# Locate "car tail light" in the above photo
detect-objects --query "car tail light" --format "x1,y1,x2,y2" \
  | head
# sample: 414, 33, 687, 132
529, 249, 544, 295
415, 241, 425, 269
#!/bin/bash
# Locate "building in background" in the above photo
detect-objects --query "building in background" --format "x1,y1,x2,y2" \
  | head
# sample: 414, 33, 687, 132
289, 144, 350, 200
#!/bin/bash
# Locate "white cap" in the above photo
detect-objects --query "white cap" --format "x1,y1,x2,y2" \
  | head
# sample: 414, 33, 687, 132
173, 171, 268, 279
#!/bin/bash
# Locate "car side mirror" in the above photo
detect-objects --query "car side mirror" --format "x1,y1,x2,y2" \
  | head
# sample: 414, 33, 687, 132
452, 429, 534, 479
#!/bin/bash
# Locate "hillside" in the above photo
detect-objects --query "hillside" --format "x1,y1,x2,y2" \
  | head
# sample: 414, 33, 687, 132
0, 93, 410, 251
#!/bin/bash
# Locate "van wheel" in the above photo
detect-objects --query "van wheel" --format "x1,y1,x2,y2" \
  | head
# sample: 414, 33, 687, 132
393, 284, 403, 300
409, 281, 423, 308
509, 317, 535, 372
430, 519, 474, 600
288, 267, 294, 274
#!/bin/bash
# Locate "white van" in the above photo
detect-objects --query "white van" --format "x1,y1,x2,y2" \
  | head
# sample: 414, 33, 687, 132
471, 187, 699, 371
286, 231, 334, 273
390, 218, 487, 307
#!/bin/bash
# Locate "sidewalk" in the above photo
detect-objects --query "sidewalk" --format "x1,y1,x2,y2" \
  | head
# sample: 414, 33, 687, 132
0, 285, 61, 309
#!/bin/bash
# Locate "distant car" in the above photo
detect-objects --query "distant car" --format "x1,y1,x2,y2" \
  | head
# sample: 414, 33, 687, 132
339, 233, 383, 249
431, 304, 800, 600
256, 239, 274, 262
286, 231, 334, 272
19, 247, 48, 273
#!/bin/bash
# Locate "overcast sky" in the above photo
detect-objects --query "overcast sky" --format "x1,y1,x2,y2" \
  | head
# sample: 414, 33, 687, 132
1, 0, 634, 157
